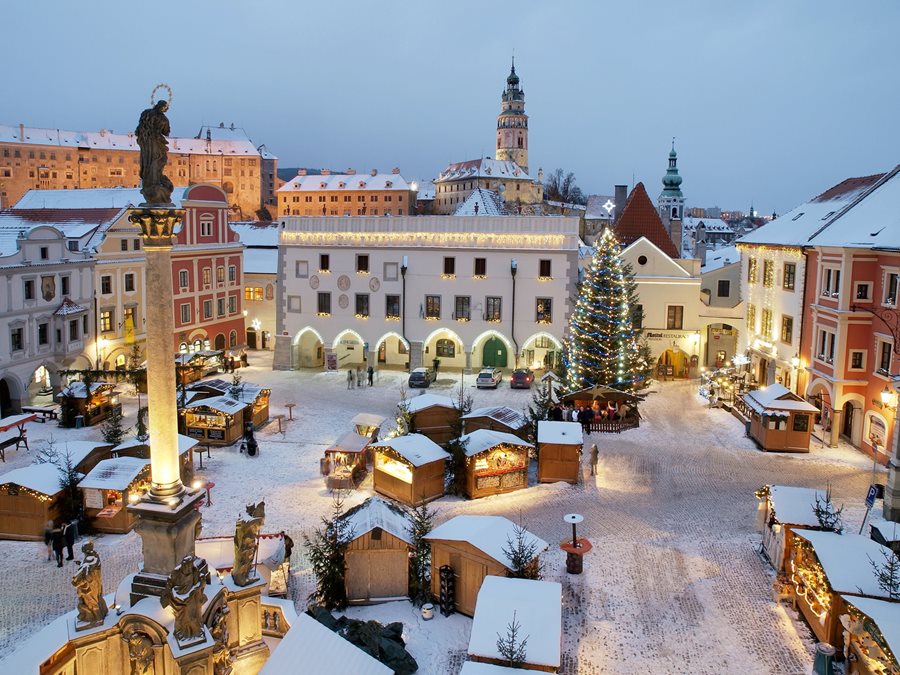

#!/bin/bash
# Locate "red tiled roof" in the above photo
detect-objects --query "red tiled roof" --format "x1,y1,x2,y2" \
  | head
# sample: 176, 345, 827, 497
811, 174, 885, 203
0, 208, 122, 224
611, 183, 680, 258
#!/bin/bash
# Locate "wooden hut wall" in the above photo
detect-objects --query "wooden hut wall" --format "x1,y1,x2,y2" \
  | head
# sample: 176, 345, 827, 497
345, 529, 410, 603
248, 396, 270, 428
465, 447, 529, 499
751, 411, 812, 452
0, 489, 60, 540
538, 442, 581, 484
85, 502, 138, 534
411, 408, 456, 445
374, 455, 444, 506
429, 540, 508, 616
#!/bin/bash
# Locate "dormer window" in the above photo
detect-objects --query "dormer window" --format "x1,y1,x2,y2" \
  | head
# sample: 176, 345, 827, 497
338, 181, 346, 189
385, 181, 392, 188
358, 181, 366, 189
319, 182, 327, 189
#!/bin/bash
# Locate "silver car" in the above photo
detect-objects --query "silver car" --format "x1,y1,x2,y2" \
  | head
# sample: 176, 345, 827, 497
476, 368, 502, 389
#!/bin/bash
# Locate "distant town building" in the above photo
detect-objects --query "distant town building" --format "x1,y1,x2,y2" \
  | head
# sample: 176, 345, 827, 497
230, 221, 279, 350
276, 168, 416, 217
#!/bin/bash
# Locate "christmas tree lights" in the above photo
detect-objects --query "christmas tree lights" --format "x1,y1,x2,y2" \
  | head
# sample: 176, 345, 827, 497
564, 228, 647, 392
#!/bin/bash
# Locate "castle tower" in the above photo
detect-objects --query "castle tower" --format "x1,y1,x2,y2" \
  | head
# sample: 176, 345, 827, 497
495, 58, 529, 173
658, 140, 685, 255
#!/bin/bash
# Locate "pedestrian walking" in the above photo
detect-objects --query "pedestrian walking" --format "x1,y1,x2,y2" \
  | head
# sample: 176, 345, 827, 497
63, 520, 77, 560
367, 365, 374, 387
589, 443, 599, 476
51, 523, 65, 567
281, 531, 294, 562
356, 367, 363, 388
347, 368, 354, 390
42, 519, 53, 561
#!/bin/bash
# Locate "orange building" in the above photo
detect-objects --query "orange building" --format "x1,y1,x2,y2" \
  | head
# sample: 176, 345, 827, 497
277, 169, 416, 217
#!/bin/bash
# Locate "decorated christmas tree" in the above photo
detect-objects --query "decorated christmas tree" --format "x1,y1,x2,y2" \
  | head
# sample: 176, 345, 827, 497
565, 228, 646, 392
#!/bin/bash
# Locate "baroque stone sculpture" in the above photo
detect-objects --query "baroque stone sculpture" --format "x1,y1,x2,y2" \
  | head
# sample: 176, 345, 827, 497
124, 629, 156, 675
209, 603, 233, 675
232, 501, 266, 586
71, 541, 108, 628
135, 98, 174, 205
160, 555, 208, 645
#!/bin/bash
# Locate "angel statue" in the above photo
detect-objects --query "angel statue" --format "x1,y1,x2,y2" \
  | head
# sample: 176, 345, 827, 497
71, 541, 108, 627
124, 629, 155, 675
135, 98, 174, 205
232, 501, 266, 586
160, 555, 208, 644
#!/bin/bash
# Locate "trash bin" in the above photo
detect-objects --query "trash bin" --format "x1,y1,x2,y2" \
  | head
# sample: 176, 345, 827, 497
74, 415, 84, 429
813, 642, 834, 675
744, 420, 751, 436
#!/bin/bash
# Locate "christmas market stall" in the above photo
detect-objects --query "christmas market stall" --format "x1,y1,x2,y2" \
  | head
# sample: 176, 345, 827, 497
184, 378, 272, 430
196, 532, 289, 597
789, 530, 897, 651
737, 383, 819, 452
175, 349, 225, 385
460, 429, 532, 499
841, 596, 900, 675
405, 393, 458, 445
322, 431, 371, 490
371, 434, 449, 506
78, 456, 150, 534
425, 515, 548, 616
461, 406, 530, 440
537, 421, 583, 484
559, 384, 641, 432
467, 576, 562, 673
351, 413, 386, 441
755, 484, 827, 573
180, 395, 246, 445
339, 496, 414, 604
0, 464, 66, 540
56, 381, 120, 427
111, 434, 197, 485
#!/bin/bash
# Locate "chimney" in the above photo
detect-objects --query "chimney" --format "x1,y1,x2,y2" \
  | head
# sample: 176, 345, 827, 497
696, 236, 707, 266
370, 169, 378, 177
321, 169, 330, 176
614, 185, 628, 224
19, 123, 25, 142
670, 211, 683, 258
297, 169, 307, 176
392, 167, 400, 175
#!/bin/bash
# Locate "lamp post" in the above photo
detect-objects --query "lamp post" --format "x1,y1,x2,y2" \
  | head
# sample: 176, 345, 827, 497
790, 353, 800, 394
884, 376, 900, 522
510, 258, 518, 368
400, 255, 408, 371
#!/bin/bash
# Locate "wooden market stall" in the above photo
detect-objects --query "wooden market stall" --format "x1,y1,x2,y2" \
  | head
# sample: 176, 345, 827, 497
425, 515, 548, 617
175, 350, 225, 385
56, 381, 120, 427
180, 396, 248, 446
405, 393, 458, 445
0, 464, 65, 540
461, 406, 530, 440
339, 497, 414, 604
112, 434, 197, 485
467, 576, 562, 673
755, 484, 828, 574
78, 456, 150, 534
351, 413, 386, 441
460, 429, 532, 499
559, 384, 641, 432
182, 379, 271, 433
196, 532, 290, 597
739, 383, 819, 452
841, 596, 900, 675
537, 421, 583, 484
322, 431, 371, 490
789, 529, 897, 653
371, 434, 449, 506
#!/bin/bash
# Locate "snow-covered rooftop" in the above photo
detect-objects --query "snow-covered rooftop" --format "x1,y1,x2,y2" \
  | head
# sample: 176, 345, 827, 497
453, 189, 508, 217
700, 244, 741, 273
413, 179, 435, 200
461, 406, 528, 430
112, 433, 197, 456
743, 384, 818, 414
792, 530, 895, 597
53, 298, 90, 317
339, 496, 413, 545
683, 216, 733, 233
436, 157, 532, 183
13, 187, 184, 210
325, 431, 370, 455
459, 663, 532, 675
537, 421, 583, 445
467, 576, 562, 670
278, 172, 411, 193
404, 393, 457, 414
78, 456, 148, 491
0, 463, 63, 495
426, 515, 548, 569
56, 381, 115, 399
53, 440, 112, 469
370, 433, 449, 467
260, 612, 391, 675
584, 194, 616, 220
351, 412, 387, 429
459, 429, 533, 458
764, 485, 823, 527
843, 596, 900, 664
184, 395, 246, 415
229, 221, 280, 247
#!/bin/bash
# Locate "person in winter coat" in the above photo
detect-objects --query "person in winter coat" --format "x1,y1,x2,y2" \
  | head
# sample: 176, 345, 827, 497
63, 520, 77, 560
43, 520, 54, 561
51, 523, 65, 567
356, 367, 363, 388
589, 444, 599, 476
367, 365, 374, 387
347, 368, 354, 390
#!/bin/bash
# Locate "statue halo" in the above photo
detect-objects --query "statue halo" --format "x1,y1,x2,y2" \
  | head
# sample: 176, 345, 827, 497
150, 83, 173, 107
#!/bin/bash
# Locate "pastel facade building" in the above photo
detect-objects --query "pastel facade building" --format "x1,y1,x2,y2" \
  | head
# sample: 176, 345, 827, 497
277, 169, 416, 217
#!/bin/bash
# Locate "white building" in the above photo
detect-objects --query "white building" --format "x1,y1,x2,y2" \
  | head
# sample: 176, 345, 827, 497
231, 221, 278, 350
273, 215, 580, 373
698, 245, 743, 368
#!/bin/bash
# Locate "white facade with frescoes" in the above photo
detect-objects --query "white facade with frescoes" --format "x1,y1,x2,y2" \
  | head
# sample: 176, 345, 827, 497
273, 215, 579, 374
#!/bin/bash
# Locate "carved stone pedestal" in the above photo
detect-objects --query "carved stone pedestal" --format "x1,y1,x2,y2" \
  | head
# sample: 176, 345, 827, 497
272, 334, 293, 370
223, 575, 270, 673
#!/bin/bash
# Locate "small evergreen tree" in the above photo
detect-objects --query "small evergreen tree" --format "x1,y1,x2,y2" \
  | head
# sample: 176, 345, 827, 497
502, 514, 542, 580
228, 372, 244, 401
303, 493, 353, 610
446, 376, 473, 496
386, 385, 412, 439
407, 499, 436, 606
58, 394, 78, 428
101, 402, 127, 446
813, 483, 844, 534
868, 546, 900, 600
526, 381, 554, 447
496, 611, 529, 668
36, 439, 82, 523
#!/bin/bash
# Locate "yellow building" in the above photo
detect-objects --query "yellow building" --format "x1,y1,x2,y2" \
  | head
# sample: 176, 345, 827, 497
277, 169, 416, 217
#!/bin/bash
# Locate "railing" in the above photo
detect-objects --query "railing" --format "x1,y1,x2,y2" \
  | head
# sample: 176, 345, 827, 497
588, 417, 639, 434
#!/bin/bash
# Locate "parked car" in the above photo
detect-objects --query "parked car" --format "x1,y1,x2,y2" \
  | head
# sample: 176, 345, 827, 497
408, 367, 436, 388
476, 368, 503, 389
509, 368, 534, 389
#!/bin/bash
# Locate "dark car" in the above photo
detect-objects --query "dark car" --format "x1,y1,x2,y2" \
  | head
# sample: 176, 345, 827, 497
509, 368, 534, 389
408, 367, 436, 388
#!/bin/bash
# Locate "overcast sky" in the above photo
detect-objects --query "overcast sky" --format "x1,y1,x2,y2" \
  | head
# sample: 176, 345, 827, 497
2, 1, 897, 215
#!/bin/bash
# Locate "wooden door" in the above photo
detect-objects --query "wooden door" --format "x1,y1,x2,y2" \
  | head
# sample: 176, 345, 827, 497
346, 550, 408, 601
346, 551, 369, 601
458, 557, 487, 616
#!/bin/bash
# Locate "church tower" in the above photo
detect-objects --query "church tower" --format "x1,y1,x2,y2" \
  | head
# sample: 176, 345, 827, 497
495, 58, 529, 173
658, 140, 684, 221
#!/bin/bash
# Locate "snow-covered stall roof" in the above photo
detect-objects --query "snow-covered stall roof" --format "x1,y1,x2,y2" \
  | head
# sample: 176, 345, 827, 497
351, 413, 387, 429
459, 429, 533, 458
0, 463, 64, 495
370, 434, 449, 467
50, 440, 111, 470
339, 496, 413, 545
843, 596, 900, 664
467, 576, 562, 670
403, 393, 457, 414
765, 485, 822, 527
56, 381, 116, 399
260, 612, 392, 675
461, 406, 528, 430
113, 434, 198, 456
184, 395, 246, 415
459, 663, 533, 675
425, 515, 548, 569
325, 431, 370, 455
78, 456, 148, 491
537, 421, 583, 445
743, 384, 818, 415
792, 530, 896, 597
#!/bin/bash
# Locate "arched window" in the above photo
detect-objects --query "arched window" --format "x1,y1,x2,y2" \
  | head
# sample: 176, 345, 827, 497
672, 206, 678, 218
517, 137, 523, 148
436, 339, 456, 358
115, 354, 127, 370
192, 339, 204, 352
179, 342, 188, 353
229, 330, 238, 348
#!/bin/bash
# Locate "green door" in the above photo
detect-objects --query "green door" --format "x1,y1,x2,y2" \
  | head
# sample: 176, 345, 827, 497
482, 337, 508, 368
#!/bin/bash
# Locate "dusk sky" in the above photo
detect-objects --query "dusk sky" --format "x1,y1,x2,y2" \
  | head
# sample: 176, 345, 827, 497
3, 1, 897, 215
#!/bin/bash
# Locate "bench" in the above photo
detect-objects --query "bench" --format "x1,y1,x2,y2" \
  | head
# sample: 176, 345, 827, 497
0, 428, 27, 462
22, 405, 60, 423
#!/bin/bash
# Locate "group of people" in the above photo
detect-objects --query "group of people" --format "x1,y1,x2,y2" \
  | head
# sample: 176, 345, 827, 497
347, 366, 375, 390
43, 519, 78, 567
547, 400, 630, 432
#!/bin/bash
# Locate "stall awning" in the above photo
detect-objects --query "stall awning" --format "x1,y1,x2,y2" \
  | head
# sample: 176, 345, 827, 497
370, 433, 449, 467
325, 432, 371, 455
537, 421, 582, 445
460, 428, 533, 457
793, 529, 896, 597
461, 406, 528, 430
78, 456, 148, 491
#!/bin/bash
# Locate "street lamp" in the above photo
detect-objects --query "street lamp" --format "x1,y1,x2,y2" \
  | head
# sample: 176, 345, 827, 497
510, 259, 518, 367
882, 385, 894, 407
790, 353, 800, 394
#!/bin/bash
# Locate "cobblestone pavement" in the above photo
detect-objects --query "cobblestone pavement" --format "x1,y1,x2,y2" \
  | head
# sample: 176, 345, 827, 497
0, 373, 879, 673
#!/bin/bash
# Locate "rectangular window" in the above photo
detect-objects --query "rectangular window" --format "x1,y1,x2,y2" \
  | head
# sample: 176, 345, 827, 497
632, 304, 643, 330
200, 219, 213, 237
69, 320, 79, 341
38, 323, 48, 346
485, 296, 502, 322
217, 298, 226, 317
99, 310, 113, 332
747, 304, 756, 333
792, 414, 810, 433
355, 294, 370, 317
823, 267, 840, 297
202, 268, 211, 286
817, 329, 836, 363
356, 254, 369, 274
124, 273, 135, 292
120, 239, 128, 252
747, 257, 758, 284
61, 276, 70, 296
101, 275, 112, 295
783, 263, 796, 290
780, 315, 793, 344
180, 303, 191, 324
855, 282, 871, 300
716, 279, 730, 297
10, 327, 23, 352
228, 265, 236, 283
536, 298, 552, 324
539, 259, 552, 278
295, 260, 309, 279
39, 246, 48, 260
83, 315, 88, 336
317, 292, 331, 315
763, 260, 774, 288
67, 241, 79, 252
203, 300, 212, 319
228, 295, 237, 314
425, 295, 441, 319
879, 340, 893, 373
850, 350, 865, 370
666, 305, 684, 330
244, 287, 263, 301
319, 254, 330, 272
24, 279, 34, 301
385, 294, 400, 319
474, 258, 487, 277
179, 270, 189, 288
761, 308, 773, 338
885, 273, 899, 305
216, 267, 225, 284
133, 239, 141, 251
287, 295, 301, 313
453, 296, 470, 321
384, 262, 399, 281
443, 257, 455, 276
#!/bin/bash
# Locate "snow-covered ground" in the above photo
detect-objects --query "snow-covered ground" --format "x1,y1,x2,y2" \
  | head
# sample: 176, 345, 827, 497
0, 354, 885, 673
